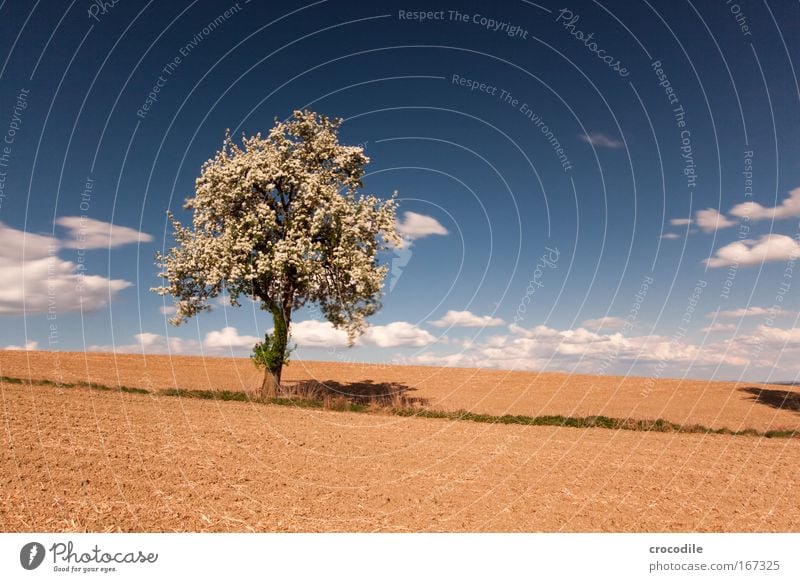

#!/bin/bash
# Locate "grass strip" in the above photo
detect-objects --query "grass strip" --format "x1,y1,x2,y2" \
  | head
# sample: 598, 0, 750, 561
392, 408, 798, 438
2, 375, 797, 439
0, 375, 148, 394
157, 387, 250, 402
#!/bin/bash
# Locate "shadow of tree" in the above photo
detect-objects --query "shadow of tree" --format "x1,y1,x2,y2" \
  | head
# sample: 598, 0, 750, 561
280, 379, 428, 408
739, 386, 800, 413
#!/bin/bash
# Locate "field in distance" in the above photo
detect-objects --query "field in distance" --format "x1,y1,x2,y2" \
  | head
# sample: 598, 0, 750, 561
1, 350, 798, 432
1, 350, 798, 532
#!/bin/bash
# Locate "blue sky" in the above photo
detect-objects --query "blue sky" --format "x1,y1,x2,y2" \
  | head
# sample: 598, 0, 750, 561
1, 0, 799, 381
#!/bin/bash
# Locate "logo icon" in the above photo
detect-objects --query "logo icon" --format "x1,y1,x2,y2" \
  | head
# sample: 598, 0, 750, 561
20, 542, 45, 570
389, 244, 413, 292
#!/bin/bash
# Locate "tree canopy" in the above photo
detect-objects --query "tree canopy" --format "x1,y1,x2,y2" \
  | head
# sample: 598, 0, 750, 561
153, 110, 399, 397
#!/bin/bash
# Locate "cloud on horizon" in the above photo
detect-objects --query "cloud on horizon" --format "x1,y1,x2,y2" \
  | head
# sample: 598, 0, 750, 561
91, 320, 437, 355
711, 306, 793, 319
700, 323, 736, 333
430, 310, 504, 328
70, 313, 800, 380
581, 316, 630, 331
3, 340, 39, 350
400, 320, 800, 377
290, 320, 435, 349
204, 326, 261, 350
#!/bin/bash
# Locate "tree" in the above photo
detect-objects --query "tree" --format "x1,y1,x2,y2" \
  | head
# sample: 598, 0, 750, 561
153, 110, 399, 399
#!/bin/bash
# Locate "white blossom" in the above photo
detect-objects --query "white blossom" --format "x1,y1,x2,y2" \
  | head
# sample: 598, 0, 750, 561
153, 110, 400, 356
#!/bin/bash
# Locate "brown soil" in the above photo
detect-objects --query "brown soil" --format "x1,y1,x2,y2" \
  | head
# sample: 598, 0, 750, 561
2, 350, 797, 431
1, 351, 798, 532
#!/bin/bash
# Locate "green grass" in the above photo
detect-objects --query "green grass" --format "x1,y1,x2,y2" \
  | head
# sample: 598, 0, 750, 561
0, 375, 24, 384
269, 396, 323, 408
117, 385, 150, 394
2, 374, 797, 439
156, 388, 250, 402
0, 375, 147, 394
156, 388, 369, 412
392, 408, 798, 437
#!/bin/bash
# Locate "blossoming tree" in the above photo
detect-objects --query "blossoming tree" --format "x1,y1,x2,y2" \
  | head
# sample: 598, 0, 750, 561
153, 110, 399, 399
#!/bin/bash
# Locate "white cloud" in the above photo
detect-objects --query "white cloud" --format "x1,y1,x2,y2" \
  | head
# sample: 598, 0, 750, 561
729, 187, 800, 222
421, 320, 764, 373
701, 324, 800, 370
290, 320, 350, 348
135, 332, 199, 353
694, 208, 736, 232
203, 326, 260, 350
396, 351, 478, 368
90, 320, 436, 355
395, 211, 448, 241
705, 234, 800, 268
483, 335, 508, 348
661, 233, 680, 240
711, 306, 793, 319
700, 323, 736, 333
0, 222, 132, 315
669, 187, 800, 236
429, 310, 504, 328
135, 332, 163, 348
399, 303, 800, 376
91, 328, 261, 355
56, 216, 153, 249
4, 341, 39, 351
159, 305, 177, 315
581, 316, 629, 331
90, 320, 800, 377
507, 323, 561, 339
291, 320, 435, 348
0, 223, 53, 259
363, 321, 435, 347
578, 132, 623, 149
418, 324, 731, 373
89, 333, 201, 355
747, 325, 800, 344
412, 318, 800, 375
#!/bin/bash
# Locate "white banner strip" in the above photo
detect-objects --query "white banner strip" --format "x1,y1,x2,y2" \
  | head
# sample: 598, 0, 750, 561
1, 533, 798, 581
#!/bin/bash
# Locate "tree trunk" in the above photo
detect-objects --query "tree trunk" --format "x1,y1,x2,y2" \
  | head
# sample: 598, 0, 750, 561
257, 298, 291, 401
260, 366, 281, 400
